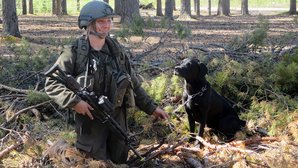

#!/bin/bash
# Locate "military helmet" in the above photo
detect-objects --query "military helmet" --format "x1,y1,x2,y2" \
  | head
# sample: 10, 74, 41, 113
78, 0, 115, 29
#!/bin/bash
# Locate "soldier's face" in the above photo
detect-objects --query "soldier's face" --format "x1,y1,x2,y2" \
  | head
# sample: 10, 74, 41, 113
95, 17, 112, 34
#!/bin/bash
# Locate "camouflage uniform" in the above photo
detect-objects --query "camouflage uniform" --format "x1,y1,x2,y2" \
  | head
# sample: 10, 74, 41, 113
45, 36, 157, 163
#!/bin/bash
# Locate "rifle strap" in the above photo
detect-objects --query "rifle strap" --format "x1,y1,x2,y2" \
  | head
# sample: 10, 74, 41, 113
77, 35, 90, 60
77, 35, 90, 88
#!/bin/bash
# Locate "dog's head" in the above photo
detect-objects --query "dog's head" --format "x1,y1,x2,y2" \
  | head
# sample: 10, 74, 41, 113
174, 58, 207, 82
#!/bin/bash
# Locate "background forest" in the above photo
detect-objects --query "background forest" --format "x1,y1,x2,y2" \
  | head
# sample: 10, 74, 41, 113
0, 0, 298, 167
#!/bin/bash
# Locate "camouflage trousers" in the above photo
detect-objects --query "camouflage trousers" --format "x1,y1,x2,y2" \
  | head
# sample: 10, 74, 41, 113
74, 107, 128, 164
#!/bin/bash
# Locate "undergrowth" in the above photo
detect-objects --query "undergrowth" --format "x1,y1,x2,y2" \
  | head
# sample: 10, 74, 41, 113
1, 13, 298, 168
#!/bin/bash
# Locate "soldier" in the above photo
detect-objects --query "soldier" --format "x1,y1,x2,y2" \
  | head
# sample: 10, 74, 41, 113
45, 0, 169, 164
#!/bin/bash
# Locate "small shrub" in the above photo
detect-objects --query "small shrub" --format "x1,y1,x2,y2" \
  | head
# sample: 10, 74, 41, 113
272, 49, 298, 95
173, 22, 192, 39
227, 15, 269, 52
142, 73, 169, 103
170, 75, 183, 96
160, 17, 170, 29
26, 91, 51, 105
0, 38, 58, 87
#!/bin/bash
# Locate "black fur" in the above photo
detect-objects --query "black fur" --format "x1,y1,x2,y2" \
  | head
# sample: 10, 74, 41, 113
174, 58, 246, 142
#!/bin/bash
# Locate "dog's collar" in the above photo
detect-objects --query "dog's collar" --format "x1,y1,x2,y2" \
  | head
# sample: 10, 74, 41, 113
187, 84, 207, 100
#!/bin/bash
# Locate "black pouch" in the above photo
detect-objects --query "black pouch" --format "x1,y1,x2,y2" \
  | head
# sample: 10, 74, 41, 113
75, 113, 92, 135
76, 141, 92, 153
115, 71, 135, 107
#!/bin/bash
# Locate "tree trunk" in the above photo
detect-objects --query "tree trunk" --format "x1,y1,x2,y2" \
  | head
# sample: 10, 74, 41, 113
193, 0, 200, 16
156, 0, 163, 16
62, 0, 67, 15
29, 0, 33, 14
208, 0, 211, 15
180, 0, 191, 19
289, 0, 297, 15
76, 0, 79, 12
217, 0, 230, 16
22, 0, 27, 15
2, 0, 21, 37
120, 0, 140, 23
52, 0, 57, 15
114, 0, 122, 15
52, 0, 63, 15
165, 0, 174, 20
241, 0, 249, 15
173, 0, 176, 10
227, 0, 230, 15
57, 0, 62, 15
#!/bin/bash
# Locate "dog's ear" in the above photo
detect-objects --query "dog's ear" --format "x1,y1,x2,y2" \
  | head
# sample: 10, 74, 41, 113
198, 63, 208, 78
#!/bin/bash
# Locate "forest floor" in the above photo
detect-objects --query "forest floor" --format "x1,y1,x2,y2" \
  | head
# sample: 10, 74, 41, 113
0, 9, 298, 168
1, 9, 297, 59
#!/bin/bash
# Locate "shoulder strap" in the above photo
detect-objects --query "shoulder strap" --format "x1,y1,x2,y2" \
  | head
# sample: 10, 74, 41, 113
105, 36, 128, 71
77, 35, 90, 87
77, 35, 89, 59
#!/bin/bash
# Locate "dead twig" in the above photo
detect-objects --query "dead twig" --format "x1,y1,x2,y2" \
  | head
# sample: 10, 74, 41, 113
143, 138, 186, 162
133, 27, 171, 62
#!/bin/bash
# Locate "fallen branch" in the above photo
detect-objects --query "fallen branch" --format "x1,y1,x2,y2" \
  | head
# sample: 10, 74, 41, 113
195, 136, 256, 154
0, 84, 30, 94
0, 141, 23, 159
228, 136, 280, 147
2, 100, 53, 127
127, 138, 165, 165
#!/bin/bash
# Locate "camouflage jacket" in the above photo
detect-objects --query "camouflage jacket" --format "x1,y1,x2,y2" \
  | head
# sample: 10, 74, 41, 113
45, 35, 157, 115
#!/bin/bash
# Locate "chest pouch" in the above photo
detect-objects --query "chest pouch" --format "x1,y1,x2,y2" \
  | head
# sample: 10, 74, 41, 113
112, 71, 135, 108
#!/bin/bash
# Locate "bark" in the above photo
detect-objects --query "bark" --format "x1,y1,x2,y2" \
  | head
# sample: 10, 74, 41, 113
165, 0, 174, 20
217, 0, 230, 16
180, 0, 191, 19
289, 0, 297, 15
208, 0, 211, 15
62, 0, 67, 15
52, 0, 57, 15
120, 0, 140, 23
29, 0, 33, 14
56, 0, 62, 15
241, 0, 249, 15
156, 0, 163, 16
22, 0, 27, 15
114, 0, 122, 15
173, 0, 176, 10
2, 0, 21, 37
52, 0, 63, 15
193, 0, 200, 16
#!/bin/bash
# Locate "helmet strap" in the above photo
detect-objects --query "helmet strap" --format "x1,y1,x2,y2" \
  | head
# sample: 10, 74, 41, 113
90, 31, 107, 39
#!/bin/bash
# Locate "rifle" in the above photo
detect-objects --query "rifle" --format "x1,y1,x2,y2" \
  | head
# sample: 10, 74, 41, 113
44, 64, 143, 160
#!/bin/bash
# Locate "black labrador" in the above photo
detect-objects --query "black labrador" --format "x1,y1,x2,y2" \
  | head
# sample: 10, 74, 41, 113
174, 58, 246, 142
